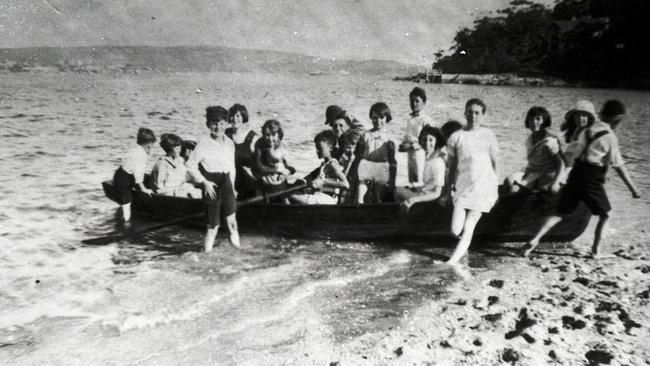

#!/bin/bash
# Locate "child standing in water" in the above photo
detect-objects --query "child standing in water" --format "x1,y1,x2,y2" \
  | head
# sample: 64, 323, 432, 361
400, 87, 434, 187
357, 102, 397, 203
227, 103, 258, 199
113, 127, 156, 221
505, 107, 565, 193
151, 133, 202, 198
521, 100, 641, 259
252, 119, 297, 195
445, 99, 499, 264
186, 106, 240, 252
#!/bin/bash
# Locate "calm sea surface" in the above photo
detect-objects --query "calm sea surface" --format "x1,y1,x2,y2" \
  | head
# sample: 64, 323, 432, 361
1, 72, 649, 364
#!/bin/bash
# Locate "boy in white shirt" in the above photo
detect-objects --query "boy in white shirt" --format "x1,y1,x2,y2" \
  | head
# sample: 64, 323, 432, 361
400, 87, 435, 187
113, 127, 156, 221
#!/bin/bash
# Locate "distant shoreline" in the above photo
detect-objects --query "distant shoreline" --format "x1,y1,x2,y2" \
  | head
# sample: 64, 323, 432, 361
394, 72, 650, 90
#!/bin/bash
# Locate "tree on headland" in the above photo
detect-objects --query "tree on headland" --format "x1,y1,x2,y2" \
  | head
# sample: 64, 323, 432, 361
435, 0, 650, 87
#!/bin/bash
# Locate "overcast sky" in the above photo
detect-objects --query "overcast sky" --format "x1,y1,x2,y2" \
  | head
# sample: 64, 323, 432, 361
0, 0, 553, 65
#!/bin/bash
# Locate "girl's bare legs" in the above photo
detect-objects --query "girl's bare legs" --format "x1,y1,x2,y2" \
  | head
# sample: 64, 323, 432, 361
357, 181, 369, 203
204, 226, 219, 252
591, 214, 609, 257
520, 215, 563, 256
226, 213, 241, 249
447, 209, 482, 264
121, 203, 132, 221
450, 206, 466, 238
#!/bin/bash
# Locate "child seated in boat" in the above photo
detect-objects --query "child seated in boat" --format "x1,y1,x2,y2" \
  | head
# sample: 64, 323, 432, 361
324, 105, 365, 158
399, 87, 435, 187
290, 130, 349, 204
338, 129, 362, 203
227, 103, 259, 199
356, 102, 397, 203
252, 119, 297, 195
186, 106, 240, 252
394, 126, 446, 211
150, 133, 202, 198
180, 140, 196, 162
505, 106, 565, 193
560, 100, 595, 168
113, 127, 156, 221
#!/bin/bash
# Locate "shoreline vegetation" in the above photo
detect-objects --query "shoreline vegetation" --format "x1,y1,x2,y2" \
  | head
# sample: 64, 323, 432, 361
393, 72, 571, 88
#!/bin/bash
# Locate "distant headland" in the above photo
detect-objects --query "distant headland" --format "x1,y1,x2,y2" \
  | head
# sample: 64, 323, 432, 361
0, 46, 418, 76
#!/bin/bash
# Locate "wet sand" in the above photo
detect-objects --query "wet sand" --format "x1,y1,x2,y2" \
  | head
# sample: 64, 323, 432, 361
1, 71, 649, 365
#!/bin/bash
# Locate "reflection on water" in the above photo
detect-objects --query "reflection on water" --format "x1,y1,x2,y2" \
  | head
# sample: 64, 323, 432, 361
1, 72, 649, 363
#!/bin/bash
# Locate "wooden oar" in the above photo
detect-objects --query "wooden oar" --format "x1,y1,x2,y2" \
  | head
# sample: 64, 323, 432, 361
82, 182, 307, 246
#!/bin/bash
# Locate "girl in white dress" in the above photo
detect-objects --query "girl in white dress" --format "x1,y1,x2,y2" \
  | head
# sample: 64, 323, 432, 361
445, 98, 499, 264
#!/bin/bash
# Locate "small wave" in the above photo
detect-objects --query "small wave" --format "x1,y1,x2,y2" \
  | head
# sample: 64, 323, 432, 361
11, 113, 27, 118
159, 116, 171, 120
146, 111, 162, 116
1, 133, 29, 138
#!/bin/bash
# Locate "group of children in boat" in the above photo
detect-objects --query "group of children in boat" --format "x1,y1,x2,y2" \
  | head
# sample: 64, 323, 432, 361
112, 87, 641, 262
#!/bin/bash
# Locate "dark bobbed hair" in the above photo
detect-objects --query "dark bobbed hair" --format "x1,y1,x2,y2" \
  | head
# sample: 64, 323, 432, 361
228, 103, 249, 123
524, 106, 552, 129
560, 110, 595, 143
205, 106, 229, 127
601, 99, 626, 117
409, 87, 427, 103
441, 120, 463, 145
136, 127, 156, 145
314, 129, 338, 146
262, 119, 284, 140
340, 129, 362, 147
159, 133, 183, 154
369, 102, 392, 122
418, 125, 445, 151
180, 140, 196, 156
465, 98, 487, 113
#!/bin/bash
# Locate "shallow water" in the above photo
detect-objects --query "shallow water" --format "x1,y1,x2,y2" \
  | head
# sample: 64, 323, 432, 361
1, 72, 649, 364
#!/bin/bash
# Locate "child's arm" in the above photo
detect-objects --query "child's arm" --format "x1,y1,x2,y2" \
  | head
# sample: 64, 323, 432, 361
549, 140, 566, 193
614, 166, 641, 198
316, 163, 349, 190
282, 158, 296, 175
185, 143, 218, 199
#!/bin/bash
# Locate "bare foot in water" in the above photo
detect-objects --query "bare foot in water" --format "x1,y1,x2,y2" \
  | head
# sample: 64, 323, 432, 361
519, 242, 537, 257
588, 252, 616, 260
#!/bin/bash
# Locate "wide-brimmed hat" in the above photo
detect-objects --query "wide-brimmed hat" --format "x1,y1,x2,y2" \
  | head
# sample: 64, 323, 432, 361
565, 100, 596, 121
325, 105, 348, 125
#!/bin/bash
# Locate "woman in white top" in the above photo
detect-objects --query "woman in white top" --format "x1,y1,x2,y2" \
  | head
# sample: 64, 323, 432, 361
395, 125, 446, 211
445, 98, 499, 264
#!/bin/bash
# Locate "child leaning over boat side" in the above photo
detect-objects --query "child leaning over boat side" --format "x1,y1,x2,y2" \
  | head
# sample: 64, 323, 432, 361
505, 106, 565, 193
400, 87, 435, 187
186, 106, 240, 252
150, 133, 202, 198
113, 127, 156, 221
356, 102, 397, 203
520, 100, 641, 259
290, 130, 349, 205
394, 126, 446, 212
252, 119, 297, 196
227, 103, 259, 200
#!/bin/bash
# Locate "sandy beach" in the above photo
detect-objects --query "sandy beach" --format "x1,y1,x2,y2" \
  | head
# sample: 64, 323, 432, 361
1, 71, 649, 365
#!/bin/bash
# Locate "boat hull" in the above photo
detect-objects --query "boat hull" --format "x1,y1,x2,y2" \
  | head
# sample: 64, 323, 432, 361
102, 181, 590, 243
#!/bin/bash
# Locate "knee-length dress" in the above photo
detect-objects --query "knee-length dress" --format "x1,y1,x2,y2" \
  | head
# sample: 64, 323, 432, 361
447, 128, 499, 213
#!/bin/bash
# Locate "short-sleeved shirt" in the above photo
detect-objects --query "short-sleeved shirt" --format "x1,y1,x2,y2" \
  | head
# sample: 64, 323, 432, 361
151, 156, 188, 193
525, 132, 561, 175
404, 113, 434, 149
121, 145, 148, 184
361, 129, 393, 162
421, 151, 446, 193
577, 121, 624, 167
186, 135, 236, 188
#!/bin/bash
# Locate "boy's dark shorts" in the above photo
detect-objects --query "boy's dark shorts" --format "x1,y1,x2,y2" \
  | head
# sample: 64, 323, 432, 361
557, 161, 610, 216
113, 167, 135, 205
200, 170, 237, 228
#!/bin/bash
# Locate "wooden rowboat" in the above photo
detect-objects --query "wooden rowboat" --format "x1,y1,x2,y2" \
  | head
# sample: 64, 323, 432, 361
102, 180, 590, 243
